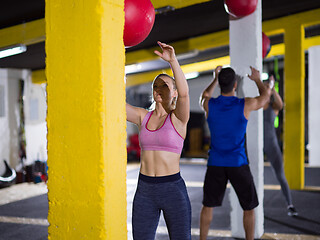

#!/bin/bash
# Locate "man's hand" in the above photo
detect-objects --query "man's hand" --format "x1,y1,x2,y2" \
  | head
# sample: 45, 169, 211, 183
248, 66, 260, 82
214, 66, 222, 79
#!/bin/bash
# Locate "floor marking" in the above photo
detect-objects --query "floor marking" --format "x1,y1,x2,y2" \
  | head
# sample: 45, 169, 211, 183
0, 162, 318, 240
0, 218, 318, 240
126, 163, 140, 171
0, 216, 48, 226
127, 179, 138, 185
303, 186, 320, 191
126, 225, 320, 240
179, 159, 320, 169
127, 179, 320, 192
164, 227, 320, 239
2, 176, 315, 207
0, 182, 47, 206
259, 232, 320, 240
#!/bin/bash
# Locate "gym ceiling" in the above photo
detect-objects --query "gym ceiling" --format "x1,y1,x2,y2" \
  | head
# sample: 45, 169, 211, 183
0, 0, 320, 77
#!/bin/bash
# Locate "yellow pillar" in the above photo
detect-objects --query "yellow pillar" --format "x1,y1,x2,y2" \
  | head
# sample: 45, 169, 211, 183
46, 0, 126, 239
283, 24, 305, 190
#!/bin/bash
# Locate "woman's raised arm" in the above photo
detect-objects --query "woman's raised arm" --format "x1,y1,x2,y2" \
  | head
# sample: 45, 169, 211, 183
154, 41, 190, 124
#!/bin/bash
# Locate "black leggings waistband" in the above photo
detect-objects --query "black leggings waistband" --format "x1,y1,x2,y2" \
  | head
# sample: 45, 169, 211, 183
139, 172, 181, 183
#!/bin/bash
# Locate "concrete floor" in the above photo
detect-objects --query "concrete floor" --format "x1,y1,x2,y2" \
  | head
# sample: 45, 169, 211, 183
0, 161, 320, 240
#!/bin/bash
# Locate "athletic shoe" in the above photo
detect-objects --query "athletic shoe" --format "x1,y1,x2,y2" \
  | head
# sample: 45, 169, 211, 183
287, 206, 298, 216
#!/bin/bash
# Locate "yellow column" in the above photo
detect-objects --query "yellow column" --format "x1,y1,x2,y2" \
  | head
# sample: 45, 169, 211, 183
283, 24, 305, 190
46, 0, 126, 239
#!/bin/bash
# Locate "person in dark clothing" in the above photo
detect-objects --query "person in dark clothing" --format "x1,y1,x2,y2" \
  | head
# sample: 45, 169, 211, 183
199, 66, 273, 240
263, 78, 298, 216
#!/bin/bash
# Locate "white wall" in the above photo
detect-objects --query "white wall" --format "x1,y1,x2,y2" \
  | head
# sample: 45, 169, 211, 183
24, 75, 47, 164
0, 69, 44, 174
0, 69, 9, 175
308, 45, 320, 166
8, 76, 20, 169
0, 68, 47, 176
7, 69, 28, 170
188, 74, 220, 112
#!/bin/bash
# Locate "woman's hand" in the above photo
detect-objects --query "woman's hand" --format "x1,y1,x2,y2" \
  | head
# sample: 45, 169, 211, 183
268, 75, 275, 90
154, 41, 176, 63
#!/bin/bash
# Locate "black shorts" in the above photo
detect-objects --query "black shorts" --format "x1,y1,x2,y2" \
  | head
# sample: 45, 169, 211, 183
202, 165, 259, 210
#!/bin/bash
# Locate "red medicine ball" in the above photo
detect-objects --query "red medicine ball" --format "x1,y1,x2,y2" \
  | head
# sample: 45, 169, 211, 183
262, 32, 271, 58
224, 0, 258, 18
124, 0, 155, 48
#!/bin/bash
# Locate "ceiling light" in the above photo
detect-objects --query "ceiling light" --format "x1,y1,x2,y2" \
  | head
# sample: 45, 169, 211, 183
185, 72, 199, 80
176, 50, 199, 61
125, 63, 142, 74
0, 44, 27, 59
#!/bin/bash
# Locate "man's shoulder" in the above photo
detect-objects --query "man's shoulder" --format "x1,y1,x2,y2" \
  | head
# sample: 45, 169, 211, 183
244, 97, 254, 105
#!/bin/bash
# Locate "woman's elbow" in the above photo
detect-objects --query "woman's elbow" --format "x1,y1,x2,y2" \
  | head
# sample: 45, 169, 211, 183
279, 102, 284, 110
178, 90, 189, 99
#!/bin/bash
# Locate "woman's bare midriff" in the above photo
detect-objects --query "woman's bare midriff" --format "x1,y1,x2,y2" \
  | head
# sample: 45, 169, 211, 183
139, 150, 180, 176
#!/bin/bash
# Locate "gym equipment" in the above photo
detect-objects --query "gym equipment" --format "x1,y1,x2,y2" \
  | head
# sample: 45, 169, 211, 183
127, 134, 141, 161
224, 0, 258, 18
124, 0, 155, 47
262, 32, 271, 58
0, 160, 16, 188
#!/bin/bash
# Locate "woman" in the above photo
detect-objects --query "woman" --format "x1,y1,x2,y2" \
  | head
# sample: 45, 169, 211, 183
126, 41, 191, 239
263, 76, 298, 216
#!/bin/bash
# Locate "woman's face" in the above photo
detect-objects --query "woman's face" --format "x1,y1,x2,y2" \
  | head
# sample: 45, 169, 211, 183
152, 76, 177, 105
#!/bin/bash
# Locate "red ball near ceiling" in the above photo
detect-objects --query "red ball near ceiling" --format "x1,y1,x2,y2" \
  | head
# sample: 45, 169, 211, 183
224, 0, 258, 18
124, 0, 155, 48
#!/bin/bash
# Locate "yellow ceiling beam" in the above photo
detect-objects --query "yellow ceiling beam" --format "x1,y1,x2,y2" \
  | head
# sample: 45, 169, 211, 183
0, 8, 319, 63
126, 35, 320, 87
267, 44, 284, 58
304, 35, 320, 49
127, 8, 320, 65
0, 7, 318, 86
126, 30, 229, 65
0, 19, 45, 49
32, 35, 320, 86
32, 69, 46, 84
126, 56, 231, 87
181, 56, 230, 73
127, 55, 231, 87
262, 8, 320, 36
269, 7, 320, 29
151, 0, 211, 9
0, 1, 210, 50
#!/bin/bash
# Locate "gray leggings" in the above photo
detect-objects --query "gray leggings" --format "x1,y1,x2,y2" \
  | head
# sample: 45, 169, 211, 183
132, 172, 191, 240
264, 138, 293, 206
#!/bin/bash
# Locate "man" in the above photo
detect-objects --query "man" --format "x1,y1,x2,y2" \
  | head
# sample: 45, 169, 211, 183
199, 66, 273, 240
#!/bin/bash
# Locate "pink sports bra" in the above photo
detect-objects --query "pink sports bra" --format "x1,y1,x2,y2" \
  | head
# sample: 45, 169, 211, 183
139, 111, 184, 154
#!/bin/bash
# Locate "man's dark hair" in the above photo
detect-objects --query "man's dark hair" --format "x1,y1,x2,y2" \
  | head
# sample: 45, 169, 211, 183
218, 67, 236, 93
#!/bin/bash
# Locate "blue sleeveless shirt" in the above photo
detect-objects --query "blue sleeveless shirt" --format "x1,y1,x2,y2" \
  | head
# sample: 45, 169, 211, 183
207, 96, 248, 167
